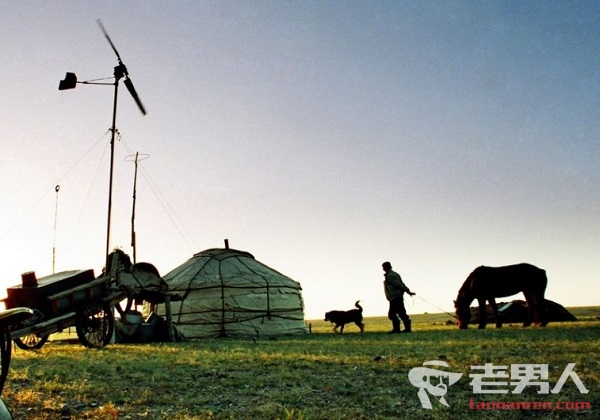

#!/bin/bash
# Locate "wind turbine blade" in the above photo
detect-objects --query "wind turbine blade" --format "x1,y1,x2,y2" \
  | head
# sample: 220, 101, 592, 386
96, 19, 123, 64
123, 78, 147, 115
96, 19, 146, 115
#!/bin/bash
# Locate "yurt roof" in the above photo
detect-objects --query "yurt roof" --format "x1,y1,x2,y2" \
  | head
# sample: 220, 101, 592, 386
164, 247, 302, 290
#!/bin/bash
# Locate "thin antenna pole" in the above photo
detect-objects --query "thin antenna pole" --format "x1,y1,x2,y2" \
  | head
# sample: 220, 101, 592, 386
126, 152, 149, 264
131, 152, 139, 263
52, 185, 60, 274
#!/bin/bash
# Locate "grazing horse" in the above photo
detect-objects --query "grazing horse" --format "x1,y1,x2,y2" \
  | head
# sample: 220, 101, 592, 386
454, 263, 548, 329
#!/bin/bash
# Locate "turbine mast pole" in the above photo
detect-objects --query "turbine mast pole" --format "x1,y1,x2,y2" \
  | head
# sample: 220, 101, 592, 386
106, 66, 124, 260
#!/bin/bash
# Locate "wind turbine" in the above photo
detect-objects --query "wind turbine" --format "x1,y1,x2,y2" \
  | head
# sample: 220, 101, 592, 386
59, 19, 147, 262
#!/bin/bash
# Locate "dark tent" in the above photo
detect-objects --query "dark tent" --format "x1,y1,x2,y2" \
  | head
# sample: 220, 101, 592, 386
468, 299, 577, 325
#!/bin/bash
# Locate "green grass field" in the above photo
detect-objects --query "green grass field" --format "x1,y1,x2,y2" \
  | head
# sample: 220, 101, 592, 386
3, 307, 598, 419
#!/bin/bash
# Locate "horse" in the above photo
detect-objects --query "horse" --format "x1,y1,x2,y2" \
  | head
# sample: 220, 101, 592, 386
454, 263, 548, 329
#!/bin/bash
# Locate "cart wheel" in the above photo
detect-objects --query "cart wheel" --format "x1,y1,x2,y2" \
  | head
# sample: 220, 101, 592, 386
0, 308, 33, 394
76, 301, 114, 348
0, 329, 10, 395
14, 334, 49, 350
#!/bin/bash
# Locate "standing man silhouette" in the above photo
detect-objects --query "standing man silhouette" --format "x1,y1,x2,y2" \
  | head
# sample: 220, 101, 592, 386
382, 261, 415, 333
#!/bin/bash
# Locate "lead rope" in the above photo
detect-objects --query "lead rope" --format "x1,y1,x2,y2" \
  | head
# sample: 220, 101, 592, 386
413, 294, 459, 320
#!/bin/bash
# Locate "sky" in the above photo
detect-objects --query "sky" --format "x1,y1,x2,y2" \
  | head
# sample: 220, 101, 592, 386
1, 1, 599, 321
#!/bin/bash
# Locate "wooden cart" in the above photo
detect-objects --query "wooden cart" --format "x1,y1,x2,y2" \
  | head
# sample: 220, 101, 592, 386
2, 250, 175, 351
3, 269, 127, 350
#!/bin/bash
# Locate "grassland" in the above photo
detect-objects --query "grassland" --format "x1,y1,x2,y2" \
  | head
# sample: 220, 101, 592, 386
2, 307, 599, 419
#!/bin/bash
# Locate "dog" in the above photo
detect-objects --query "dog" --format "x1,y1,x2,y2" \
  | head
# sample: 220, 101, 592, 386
324, 301, 364, 333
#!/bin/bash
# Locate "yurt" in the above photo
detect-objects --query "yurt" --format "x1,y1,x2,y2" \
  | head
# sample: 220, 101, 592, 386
155, 247, 308, 338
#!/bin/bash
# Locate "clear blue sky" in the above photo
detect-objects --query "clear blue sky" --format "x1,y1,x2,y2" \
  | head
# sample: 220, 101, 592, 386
1, 2, 598, 319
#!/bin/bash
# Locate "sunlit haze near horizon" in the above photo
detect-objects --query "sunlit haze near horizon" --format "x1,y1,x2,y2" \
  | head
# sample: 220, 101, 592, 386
1, 2, 599, 320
